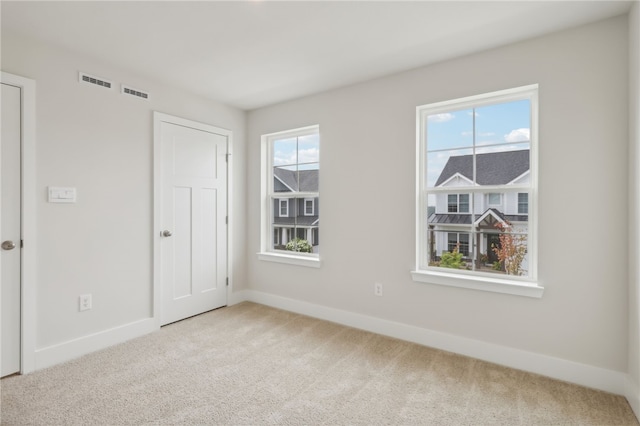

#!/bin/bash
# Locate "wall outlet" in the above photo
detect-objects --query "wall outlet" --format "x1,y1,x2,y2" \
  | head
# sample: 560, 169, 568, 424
79, 294, 92, 311
374, 282, 383, 297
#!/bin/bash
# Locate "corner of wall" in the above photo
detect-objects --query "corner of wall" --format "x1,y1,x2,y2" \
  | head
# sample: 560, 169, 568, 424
628, 1, 640, 422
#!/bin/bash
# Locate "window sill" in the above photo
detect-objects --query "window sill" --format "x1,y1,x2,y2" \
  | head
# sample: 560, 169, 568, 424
258, 252, 321, 268
410, 270, 543, 298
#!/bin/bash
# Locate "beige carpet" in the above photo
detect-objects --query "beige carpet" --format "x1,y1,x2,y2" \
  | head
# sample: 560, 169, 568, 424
1, 302, 638, 425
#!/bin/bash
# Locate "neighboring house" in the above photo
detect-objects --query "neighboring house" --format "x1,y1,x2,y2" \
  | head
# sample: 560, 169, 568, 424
273, 168, 319, 252
429, 150, 529, 266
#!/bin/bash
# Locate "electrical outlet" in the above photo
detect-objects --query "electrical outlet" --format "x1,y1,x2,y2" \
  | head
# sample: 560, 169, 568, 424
374, 282, 383, 297
79, 294, 92, 311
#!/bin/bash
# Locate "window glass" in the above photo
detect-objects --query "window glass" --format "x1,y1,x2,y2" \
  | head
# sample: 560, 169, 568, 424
418, 86, 537, 280
263, 126, 320, 257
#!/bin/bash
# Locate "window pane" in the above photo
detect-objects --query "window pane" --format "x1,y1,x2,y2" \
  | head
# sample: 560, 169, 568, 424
488, 193, 501, 205
426, 108, 474, 152
427, 230, 471, 270
273, 138, 298, 167
475, 145, 529, 186
459, 194, 469, 213
475, 99, 531, 148
447, 194, 457, 212
427, 148, 473, 188
297, 133, 320, 167
518, 192, 529, 214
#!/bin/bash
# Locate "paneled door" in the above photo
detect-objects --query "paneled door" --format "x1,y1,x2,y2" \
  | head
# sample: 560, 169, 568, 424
1, 82, 22, 376
157, 114, 229, 326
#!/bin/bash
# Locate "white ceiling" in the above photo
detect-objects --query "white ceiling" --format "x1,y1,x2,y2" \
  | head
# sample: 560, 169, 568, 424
1, 1, 633, 110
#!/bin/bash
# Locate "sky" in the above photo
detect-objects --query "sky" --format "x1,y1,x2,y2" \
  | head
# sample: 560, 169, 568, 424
426, 98, 530, 187
273, 133, 319, 171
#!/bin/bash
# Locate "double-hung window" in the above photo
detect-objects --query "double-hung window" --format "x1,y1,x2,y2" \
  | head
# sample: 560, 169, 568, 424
413, 85, 542, 297
259, 125, 320, 267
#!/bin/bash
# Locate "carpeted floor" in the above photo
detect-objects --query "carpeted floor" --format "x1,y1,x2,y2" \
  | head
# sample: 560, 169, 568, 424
1, 302, 638, 425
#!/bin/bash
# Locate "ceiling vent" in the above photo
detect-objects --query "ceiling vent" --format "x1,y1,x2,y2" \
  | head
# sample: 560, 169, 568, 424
79, 72, 112, 89
121, 85, 149, 100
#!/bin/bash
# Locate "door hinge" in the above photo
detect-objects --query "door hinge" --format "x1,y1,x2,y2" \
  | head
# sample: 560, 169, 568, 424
226, 216, 228, 225
226, 277, 229, 286
21, 240, 24, 248
225, 153, 231, 163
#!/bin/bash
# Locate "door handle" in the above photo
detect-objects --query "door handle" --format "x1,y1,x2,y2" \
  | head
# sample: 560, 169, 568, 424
2, 240, 16, 250
162, 230, 173, 237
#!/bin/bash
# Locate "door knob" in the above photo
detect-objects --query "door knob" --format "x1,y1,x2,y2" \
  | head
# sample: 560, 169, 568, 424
1, 240, 16, 250
162, 230, 173, 237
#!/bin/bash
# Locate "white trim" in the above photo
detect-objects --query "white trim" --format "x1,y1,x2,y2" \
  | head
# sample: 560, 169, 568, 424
153, 112, 233, 327
411, 269, 543, 298
304, 198, 315, 216
238, 290, 625, 396
278, 198, 289, 217
439, 172, 474, 187
1, 72, 37, 374
34, 318, 156, 371
626, 376, 640, 421
257, 252, 321, 268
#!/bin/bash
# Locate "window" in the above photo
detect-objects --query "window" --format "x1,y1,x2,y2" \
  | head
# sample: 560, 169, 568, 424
447, 194, 469, 213
413, 85, 541, 297
279, 199, 289, 217
447, 232, 470, 256
259, 125, 320, 267
304, 198, 314, 216
488, 193, 502, 206
518, 193, 529, 214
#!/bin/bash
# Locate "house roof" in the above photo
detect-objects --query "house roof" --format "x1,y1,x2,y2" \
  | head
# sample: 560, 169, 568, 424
273, 216, 319, 226
274, 168, 319, 192
435, 150, 529, 187
428, 209, 528, 226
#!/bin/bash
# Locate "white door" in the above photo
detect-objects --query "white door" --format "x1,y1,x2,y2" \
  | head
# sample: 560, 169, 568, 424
158, 117, 228, 326
1, 82, 22, 376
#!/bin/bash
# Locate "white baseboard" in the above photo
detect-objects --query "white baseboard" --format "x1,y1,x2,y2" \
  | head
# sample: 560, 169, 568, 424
627, 376, 640, 420
238, 290, 628, 396
34, 318, 157, 371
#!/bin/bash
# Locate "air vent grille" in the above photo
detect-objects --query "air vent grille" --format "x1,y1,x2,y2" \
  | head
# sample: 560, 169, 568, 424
122, 85, 149, 100
79, 72, 112, 89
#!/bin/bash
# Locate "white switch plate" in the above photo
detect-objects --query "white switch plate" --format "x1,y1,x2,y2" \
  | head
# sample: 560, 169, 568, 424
48, 186, 77, 203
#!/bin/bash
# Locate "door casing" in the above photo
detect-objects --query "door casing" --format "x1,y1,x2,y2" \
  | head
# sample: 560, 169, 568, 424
0, 72, 37, 374
153, 112, 233, 326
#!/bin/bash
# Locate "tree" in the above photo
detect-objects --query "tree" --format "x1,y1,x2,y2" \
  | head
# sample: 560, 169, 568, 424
492, 222, 527, 276
285, 238, 313, 253
440, 244, 465, 269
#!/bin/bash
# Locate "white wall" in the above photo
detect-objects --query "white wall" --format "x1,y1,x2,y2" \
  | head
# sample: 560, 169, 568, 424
628, 2, 640, 418
247, 15, 630, 381
1, 31, 247, 364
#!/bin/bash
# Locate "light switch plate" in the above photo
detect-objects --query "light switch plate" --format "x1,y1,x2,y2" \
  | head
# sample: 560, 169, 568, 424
48, 186, 77, 203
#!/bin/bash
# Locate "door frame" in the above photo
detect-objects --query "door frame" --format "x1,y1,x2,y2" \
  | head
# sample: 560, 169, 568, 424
0, 72, 37, 374
152, 112, 232, 327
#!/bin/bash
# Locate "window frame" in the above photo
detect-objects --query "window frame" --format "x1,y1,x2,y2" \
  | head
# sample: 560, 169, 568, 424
304, 198, 315, 216
412, 85, 542, 298
259, 125, 320, 268
518, 192, 529, 214
279, 198, 289, 217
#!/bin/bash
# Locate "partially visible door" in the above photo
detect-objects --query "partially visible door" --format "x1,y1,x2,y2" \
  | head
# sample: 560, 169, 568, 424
159, 117, 228, 326
1, 82, 22, 376
487, 234, 501, 264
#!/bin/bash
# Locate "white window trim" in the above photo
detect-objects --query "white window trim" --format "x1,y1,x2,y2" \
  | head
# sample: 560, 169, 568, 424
414, 84, 542, 298
259, 125, 320, 268
304, 198, 315, 216
279, 198, 289, 217
518, 192, 529, 214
